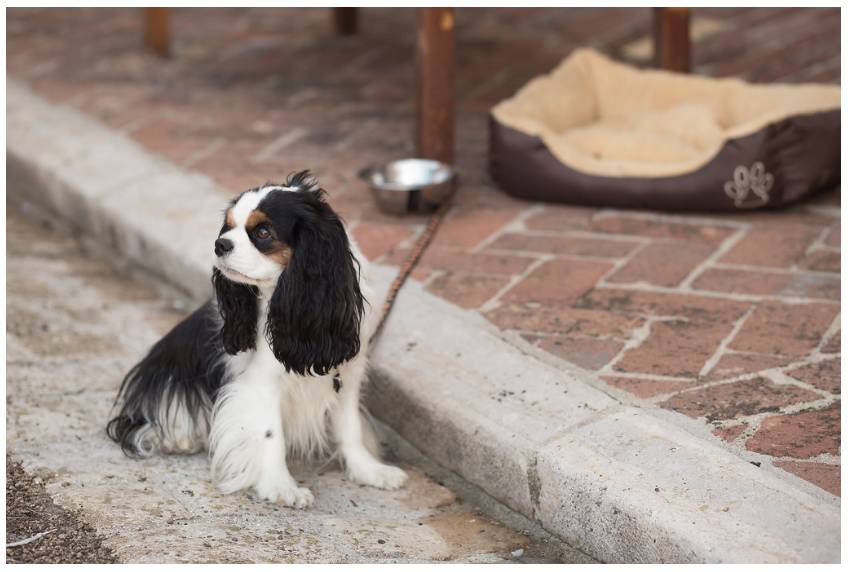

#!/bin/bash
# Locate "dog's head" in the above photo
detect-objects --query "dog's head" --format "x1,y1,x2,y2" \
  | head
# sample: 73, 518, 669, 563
212, 171, 364, 375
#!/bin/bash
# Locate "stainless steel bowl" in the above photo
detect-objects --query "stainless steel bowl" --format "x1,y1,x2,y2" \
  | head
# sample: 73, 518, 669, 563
359, 158, 456, 214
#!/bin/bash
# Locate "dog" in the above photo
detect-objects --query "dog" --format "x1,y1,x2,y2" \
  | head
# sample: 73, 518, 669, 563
107, 171, 407, 507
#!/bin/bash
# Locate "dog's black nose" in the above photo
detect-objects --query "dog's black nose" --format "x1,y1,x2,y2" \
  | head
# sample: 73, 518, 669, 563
214, 238, 234, 257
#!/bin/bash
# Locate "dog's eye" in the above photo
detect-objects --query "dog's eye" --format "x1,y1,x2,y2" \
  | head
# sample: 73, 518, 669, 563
254, 225, 271, 240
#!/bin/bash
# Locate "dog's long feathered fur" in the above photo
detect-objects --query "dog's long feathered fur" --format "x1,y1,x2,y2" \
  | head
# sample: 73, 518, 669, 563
106, 302, 226, 456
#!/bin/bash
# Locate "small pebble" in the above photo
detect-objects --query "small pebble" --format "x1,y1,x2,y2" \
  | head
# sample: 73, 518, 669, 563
511, 548, 524, 558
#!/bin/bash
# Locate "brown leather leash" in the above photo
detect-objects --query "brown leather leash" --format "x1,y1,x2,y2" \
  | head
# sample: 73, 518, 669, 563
369, 193, 456, 346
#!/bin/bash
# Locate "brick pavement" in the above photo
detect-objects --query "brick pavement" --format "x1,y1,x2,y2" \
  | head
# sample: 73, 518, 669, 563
6, 7, 840, 496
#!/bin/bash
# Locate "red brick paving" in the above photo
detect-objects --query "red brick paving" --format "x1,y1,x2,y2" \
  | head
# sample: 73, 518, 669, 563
729, 302, 839, 356
821, 330, 841, 354
426, 272, 508, 309
606, 242, 715, 287
825, 223, 841, 247
350, 223, 415, 262
486, 305, 644, 338
720, 225, 825, 268
660, 377, 822, 422
692, 267, 840, 300
534, 336, 625, 371
711, 422, 749, 444
799, 249, 840, 273
774, 461, 840, 496
746, 403, 840, 458
432, 208, 519, 249
589, 215, 734, 243
394, 246, 536, 277
785, 359, 841, 395
616, 318, 738, 378
580, 289, 752, 327
500, 259, 614, 304
694, 268, 794, 297
603, 376, 694, 399
486, 233, 636, 259
703, 353, 792, 381
524, 209, 597, 232
7, 7, 840, 496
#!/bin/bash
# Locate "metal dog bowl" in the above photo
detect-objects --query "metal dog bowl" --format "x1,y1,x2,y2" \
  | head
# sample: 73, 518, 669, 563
360, 158, 456, 214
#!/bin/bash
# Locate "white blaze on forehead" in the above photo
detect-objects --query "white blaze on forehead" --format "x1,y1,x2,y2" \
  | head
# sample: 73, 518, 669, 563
231, 185, 300, 226
231, 188, 272, 227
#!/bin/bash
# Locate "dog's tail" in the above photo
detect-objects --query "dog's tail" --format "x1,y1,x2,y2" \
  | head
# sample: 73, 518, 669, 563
106, 363, 212, 457
107, 304, 224, 457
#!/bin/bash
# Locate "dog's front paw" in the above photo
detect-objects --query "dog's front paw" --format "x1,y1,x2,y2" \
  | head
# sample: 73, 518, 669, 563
348, 462, 408, 490
255, 479, 315, 508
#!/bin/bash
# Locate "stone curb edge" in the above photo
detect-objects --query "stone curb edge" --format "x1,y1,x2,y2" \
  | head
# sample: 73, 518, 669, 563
6, 79, 840, 563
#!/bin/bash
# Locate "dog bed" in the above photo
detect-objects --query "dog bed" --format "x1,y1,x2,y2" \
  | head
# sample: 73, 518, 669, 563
490, 49, 840, 211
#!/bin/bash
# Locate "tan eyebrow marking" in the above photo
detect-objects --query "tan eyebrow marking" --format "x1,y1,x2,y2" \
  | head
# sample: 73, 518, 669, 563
245, 209, 272, 230
245, 208, 292, 265
225, 208, 235, 229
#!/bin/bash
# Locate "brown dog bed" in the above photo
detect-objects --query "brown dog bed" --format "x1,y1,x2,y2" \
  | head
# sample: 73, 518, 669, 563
490, 49, 840, 211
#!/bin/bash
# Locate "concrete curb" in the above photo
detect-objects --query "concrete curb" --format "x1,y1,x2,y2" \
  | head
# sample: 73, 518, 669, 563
7, 79, 840, 563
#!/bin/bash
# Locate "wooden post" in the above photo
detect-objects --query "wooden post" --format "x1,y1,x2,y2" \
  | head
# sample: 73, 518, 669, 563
416, 8, 455, 164
332, 7, 358, 36
653, 7, 690, 72
144, 8, 171, 57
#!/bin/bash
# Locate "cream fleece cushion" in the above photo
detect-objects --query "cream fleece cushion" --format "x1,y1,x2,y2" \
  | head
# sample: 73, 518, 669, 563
492, 49, 841, 178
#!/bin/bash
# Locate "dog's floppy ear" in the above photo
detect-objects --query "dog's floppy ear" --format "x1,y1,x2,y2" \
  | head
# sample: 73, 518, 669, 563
212, 267, 259, 354
265, 201, 364, 375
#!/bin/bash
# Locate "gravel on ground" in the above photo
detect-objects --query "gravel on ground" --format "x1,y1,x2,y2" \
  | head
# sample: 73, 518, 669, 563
6, 455, 118, 564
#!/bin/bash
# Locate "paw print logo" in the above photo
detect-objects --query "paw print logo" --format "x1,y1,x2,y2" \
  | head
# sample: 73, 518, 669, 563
724, 162, 774, 209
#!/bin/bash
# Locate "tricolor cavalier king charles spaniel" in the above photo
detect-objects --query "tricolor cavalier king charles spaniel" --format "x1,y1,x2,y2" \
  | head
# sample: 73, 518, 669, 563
107, 172, 407, 507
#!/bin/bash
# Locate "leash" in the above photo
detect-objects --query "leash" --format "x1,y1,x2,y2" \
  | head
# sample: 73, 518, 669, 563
333, 189, 455, 393
368, 193, 456, 346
